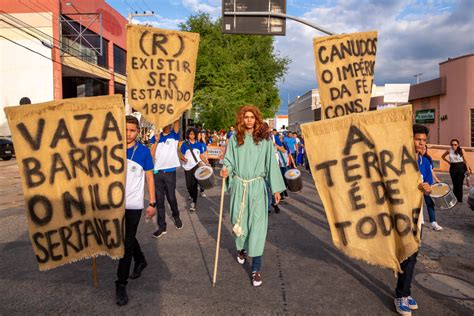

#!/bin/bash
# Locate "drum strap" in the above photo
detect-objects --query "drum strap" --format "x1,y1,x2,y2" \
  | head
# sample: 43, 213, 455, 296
232, 175, 263, 237
184, 140, 200, 164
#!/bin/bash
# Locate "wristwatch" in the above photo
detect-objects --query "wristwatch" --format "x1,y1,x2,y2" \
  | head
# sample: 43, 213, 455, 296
149, 202, 156, 207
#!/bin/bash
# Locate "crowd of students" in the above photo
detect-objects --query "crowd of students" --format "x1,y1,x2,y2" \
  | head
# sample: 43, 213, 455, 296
119, 114, 445, 315
118, 115, 311, 305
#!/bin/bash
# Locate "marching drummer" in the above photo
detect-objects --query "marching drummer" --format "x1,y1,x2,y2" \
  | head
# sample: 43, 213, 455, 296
180, 127, 210, 212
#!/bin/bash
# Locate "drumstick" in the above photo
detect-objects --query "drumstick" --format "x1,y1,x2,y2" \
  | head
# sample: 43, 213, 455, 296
212, 177, 226, 287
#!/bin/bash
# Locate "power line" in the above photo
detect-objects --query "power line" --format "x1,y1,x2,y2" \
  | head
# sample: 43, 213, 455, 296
1, 11, 113, 75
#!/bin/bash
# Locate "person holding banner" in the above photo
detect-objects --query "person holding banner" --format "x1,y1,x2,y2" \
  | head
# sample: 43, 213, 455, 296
393, 124, 433, 315
220, 105, 285, 287
180, 127, 210, 211
116, 116, 156, 306
151, 120, 183, 238
271, 129, 289, 200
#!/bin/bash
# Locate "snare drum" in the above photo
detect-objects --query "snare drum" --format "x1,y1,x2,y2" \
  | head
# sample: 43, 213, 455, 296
284, 168, 303, 192
430, 182, 457, 210
194, 165, 215, 190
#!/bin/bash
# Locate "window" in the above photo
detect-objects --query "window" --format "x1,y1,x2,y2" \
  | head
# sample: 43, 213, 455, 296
61, 15, 108, 68
113, 45, 126, 75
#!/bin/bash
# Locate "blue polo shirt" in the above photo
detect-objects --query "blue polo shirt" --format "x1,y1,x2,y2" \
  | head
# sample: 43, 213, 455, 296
418, 154, 433, 185
284, 137, 296, 153
126, 142, 154, 209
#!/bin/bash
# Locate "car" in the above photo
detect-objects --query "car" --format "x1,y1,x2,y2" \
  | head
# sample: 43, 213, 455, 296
0, 137, 14, 160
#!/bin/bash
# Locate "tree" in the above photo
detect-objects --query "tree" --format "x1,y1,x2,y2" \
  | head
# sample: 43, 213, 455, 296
180, 13, 290, 130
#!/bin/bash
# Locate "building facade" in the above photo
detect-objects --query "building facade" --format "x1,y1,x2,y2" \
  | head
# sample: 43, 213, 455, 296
0, 0, 128, 136
410, 54, 474, 146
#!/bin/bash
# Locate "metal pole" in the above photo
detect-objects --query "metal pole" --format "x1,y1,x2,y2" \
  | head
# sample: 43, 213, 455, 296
223, 11, 336, 35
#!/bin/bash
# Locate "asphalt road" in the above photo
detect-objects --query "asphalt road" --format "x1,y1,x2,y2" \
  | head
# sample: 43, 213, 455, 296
0, 159, 472, 315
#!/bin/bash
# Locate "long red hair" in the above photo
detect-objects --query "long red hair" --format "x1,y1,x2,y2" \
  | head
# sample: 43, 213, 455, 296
235, 105, 269, 146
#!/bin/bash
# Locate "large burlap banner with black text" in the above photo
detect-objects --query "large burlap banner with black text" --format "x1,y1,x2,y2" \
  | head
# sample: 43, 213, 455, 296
313, 31, 377, 119
5, 95, 126, 271
301, 106, 423, 272
127, 25, 200, 130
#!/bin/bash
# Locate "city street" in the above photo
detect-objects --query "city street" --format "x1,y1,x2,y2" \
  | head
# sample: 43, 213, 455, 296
0, 158, 473, 315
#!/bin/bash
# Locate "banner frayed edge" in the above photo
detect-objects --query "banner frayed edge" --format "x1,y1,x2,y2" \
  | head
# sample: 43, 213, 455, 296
38, 251, 123, 272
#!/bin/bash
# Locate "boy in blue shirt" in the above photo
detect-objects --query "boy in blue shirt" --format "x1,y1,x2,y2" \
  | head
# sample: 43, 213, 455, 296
394, 124, 432, 315
116, 116, 156, 306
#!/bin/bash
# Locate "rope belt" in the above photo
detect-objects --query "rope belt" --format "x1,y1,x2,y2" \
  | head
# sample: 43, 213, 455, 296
232, 174, 263, 237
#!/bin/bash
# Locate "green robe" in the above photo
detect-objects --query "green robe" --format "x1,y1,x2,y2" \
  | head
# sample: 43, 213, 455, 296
223, 134, 286, 257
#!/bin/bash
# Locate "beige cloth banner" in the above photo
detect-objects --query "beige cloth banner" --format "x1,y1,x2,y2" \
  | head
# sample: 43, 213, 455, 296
127, 25, 200, 130
313, 31, 377, 119
4, 95, 126, 271
301, 105, 423, 272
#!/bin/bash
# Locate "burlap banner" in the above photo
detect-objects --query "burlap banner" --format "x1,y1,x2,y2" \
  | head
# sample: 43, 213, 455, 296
4, 95, 126, 271
127, 25, 200, 130
301, 105, 423, 272
313, 31, 377, 119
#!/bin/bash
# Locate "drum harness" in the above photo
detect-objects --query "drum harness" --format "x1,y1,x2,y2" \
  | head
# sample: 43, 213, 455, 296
184, 140, 203, 172
232, 174, 263, 237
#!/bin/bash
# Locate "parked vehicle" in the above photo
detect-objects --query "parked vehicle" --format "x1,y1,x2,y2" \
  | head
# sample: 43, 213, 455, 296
0, 138, 14, 160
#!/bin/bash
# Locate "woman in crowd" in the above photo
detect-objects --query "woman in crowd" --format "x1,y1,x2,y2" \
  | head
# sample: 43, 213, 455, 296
218, 129, 227, 147
442, 139, 471, 203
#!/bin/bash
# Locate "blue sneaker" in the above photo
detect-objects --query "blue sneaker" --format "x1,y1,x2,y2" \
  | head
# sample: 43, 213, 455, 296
407, 296, 418, 309
394, 297, 412, 315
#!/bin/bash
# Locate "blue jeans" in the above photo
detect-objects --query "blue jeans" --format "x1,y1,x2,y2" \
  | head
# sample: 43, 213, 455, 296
266, 180, 275, 210
252, 256, 262, 272
396, 252, 418, 298
424, 195, 436, 222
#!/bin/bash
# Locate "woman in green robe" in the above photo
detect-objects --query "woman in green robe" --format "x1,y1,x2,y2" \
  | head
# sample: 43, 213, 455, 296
221, 105, 286, 287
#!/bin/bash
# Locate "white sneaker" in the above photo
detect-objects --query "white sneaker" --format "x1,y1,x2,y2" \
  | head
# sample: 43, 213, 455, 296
431, 222, 443, 231
190, 202, 196, 212
201, 192, 207, 197
252, 271, 262, 287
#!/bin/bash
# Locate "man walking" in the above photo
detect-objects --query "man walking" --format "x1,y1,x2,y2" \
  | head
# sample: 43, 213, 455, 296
150, 120, 183, 238
221, 105, 285, 287
115, 115, 156, 306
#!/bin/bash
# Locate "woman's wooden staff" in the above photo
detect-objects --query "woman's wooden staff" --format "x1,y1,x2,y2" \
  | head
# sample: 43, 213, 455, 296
92, 257, 98, 287
212, 177, 226, 287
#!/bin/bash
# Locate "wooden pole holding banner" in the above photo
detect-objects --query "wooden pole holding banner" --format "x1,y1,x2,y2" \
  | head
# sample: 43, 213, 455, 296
92, 258, 98, 287
212, 177, 226, 287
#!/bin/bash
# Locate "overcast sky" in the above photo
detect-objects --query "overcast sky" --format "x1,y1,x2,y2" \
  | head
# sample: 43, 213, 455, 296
109, 0, 474, 114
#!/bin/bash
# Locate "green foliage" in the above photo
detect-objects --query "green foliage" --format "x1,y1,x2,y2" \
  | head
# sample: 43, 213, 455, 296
180, 13, 290, 130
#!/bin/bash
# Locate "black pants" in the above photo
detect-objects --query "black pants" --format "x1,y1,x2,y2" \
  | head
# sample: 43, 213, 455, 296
280, 166, 289, 197
450, 162, 465, 202
155, 171, 180, 229
184, 167, 198, 203
395, 251, 418, 298
116, 209, 145, 285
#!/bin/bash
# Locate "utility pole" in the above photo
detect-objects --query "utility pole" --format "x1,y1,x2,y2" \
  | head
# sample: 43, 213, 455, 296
414, 73, 423, 84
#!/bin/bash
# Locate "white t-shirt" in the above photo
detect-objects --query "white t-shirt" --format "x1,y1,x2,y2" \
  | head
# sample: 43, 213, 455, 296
180, 141, 207, 171
449, 148, 464, 163
154, 130, 181, 171
126, 142, 154, 209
